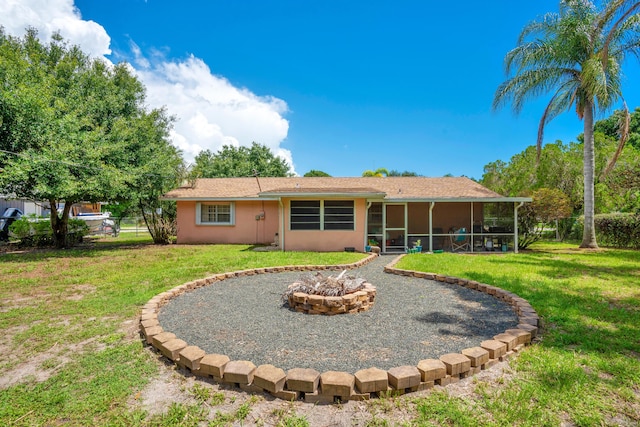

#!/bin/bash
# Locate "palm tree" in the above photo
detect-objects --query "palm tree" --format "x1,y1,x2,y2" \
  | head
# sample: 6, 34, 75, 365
361, 168, 389, 177
494, 0, 640, 248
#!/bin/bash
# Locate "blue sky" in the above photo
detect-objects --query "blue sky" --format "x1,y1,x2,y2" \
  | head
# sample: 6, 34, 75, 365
2, 0, 639, 179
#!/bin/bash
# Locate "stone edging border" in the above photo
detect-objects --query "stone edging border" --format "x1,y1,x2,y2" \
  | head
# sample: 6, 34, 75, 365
139, 253, 541, 403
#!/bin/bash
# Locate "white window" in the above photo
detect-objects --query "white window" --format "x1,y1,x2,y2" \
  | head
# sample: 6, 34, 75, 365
196, 202, 234, 225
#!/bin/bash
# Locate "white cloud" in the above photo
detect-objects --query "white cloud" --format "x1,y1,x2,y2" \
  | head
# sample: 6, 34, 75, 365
0, 0, 295, 174
0, 0, 111, 57
136, 55, 291, 170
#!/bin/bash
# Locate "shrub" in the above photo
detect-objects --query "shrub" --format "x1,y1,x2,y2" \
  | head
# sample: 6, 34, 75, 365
594, 213, 640, 248
518, 188, 573, 248
9, 216, 90, 247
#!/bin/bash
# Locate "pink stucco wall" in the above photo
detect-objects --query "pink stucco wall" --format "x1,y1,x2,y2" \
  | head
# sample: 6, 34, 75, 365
175, 198, 484, 251
176, 200, 280, 245
282, 198, 367, 252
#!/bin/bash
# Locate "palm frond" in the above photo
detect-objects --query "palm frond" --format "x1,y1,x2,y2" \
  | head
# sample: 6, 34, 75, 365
600, 101, 631, 180
601, 1, 640, 64
536, 82, 580, 160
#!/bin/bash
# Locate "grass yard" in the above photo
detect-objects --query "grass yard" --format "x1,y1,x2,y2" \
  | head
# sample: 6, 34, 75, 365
0, 238, 638, 426
399, 242, 640, 426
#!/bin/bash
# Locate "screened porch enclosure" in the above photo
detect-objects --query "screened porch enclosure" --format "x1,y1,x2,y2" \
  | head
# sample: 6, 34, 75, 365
366, 201, 521, 253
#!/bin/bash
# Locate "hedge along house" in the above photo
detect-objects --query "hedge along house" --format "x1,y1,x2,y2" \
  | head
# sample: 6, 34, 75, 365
163, 177, 531, 253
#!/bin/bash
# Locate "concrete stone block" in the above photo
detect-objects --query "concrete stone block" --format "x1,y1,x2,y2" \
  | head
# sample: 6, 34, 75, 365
141, 318, 159, 329
439, 353, 471, 376
304, 391, 336, 404
273, 390, 299, 401
387, 366, 421, 390
466, 281, 479, 290
223, 360, 256, 385
461, 347, 490, 367
292, 292, 307, 304
480, 339, 507, 359
354, 291, 369, 302
151, 331, 176, 348
417, 381, 435, 391
142, 326, 163, 344
307, 295, 324, 305
417, 359, 447, 382
253, 364, 286, 394
349, 392, 371, 401
493, 333, 518, 351
159, 338, 187, 361
286, 368, 320, 393
505, 328, 532, 345
342, 294, 357, 305
484, 285, 498, 295
324, 296, 343, 308
435, 376, 452, 386
140, 312, 157, 321
320, 371, 355, 398
239, 383, 265, 394
199, 354, 230, 378
354, 367, 388, 394
177, 346, 206, 371
520, 315, 540, 326
517, 323, 538, 339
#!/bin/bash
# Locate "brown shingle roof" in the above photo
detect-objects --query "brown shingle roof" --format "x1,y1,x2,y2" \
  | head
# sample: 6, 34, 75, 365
164, 177, 508, 200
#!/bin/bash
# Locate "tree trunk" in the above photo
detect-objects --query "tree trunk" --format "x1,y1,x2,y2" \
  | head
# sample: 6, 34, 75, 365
580, 103, 599, 249
50, 200, 71, 249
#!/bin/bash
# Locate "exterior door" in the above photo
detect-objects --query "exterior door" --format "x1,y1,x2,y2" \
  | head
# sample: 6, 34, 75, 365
384, 203, 406, 252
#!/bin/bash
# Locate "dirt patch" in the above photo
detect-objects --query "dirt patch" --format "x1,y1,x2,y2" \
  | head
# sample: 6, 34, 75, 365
0, 333, 106, 390
0, 350, 71, 388
65, 284, 96, 301
0, 291, 53, 312
443, 360, 515, 398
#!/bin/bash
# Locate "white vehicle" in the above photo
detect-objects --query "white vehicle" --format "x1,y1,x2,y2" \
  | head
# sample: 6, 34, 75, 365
74, 212, 120, 236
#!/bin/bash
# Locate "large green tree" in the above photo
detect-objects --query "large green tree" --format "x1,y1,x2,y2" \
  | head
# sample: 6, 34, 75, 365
481, 117, 640, 228
0, 29, 182, 247
493, 0, 640, 248
192, 142, 292, 178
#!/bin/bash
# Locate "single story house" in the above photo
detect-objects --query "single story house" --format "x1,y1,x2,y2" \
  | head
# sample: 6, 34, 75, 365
163, 177, 531, 253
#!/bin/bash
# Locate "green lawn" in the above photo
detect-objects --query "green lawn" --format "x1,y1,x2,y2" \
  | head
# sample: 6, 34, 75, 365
399, 242, 640, 426
0, 239, 638, 426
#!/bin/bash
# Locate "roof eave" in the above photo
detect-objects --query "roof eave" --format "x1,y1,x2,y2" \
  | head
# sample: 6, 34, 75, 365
162, 196, 281, 202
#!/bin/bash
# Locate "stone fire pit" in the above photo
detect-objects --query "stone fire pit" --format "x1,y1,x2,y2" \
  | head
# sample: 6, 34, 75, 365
283, 270, 376, 315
